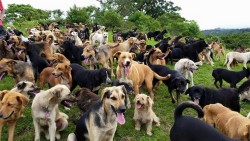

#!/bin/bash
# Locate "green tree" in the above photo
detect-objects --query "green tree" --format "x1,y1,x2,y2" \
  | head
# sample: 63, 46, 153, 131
66, 5, 90, 24
99, 9, 123, 30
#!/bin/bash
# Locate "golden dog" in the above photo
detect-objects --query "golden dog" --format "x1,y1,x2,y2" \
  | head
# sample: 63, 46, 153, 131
39, 63, 72, 89
47, 53, 71, 66
133, 93, 160, 136
210, 42, 225, 60
148, 48, 167, 65
114, 51, 171, 100
203, 103, 250, 141
0, 91, 29, 141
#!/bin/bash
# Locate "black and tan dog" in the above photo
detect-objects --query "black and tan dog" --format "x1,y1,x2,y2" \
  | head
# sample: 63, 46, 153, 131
114, 51, 171, 100
0, 58, 35, 84
67, 86, 127, 141
10, 80, 40, 99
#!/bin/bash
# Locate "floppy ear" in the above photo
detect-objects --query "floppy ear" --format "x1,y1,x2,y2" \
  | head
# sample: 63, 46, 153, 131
17, 36, 22, 45
7, 60, 17, 67
74, 89, 81, 97
65, 65, 72, 72
16, 95, 29, 107
17, 81, 26, 90
120, 85, 127, 95
0, 90, 9, 101
147, 96, 154, 106
128, 37, 134, 44
113, 51, 122, 59
130, 53, 136, 60
53, 88, 62, 98
101, 88, 111, 102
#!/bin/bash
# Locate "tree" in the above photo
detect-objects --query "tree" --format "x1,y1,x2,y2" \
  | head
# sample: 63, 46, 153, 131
97, 0, 181, 18
51, 9, 64, 20
99, 9, 123, 30
66, 5, 90, 24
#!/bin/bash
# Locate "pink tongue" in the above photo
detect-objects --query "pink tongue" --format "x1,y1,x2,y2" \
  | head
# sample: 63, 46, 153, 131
124, 66, 129, 74
117, 113, 125, 125
84, 58, 89, 64
8, 43, 13, 49
194, 99, 199, 105
136, 103, 142, 109
18, 50, 23, 55
0, 72, 6, 80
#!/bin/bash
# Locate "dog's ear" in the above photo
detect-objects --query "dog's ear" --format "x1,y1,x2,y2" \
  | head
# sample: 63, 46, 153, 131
74, 89, 81, 97
6, 60, 17, 67
17, 81, 26, 90
65, 65, 72, 72
101, 88, 111, 102
113, 51, 122, 59
16, 95, 29, 107
53, 89, 62, 98
129, 53, 136, 60
2, 40, 7, 46
17, 36, 22, 45
147, 96, 154, 106
128, 37, 134, 44
0, 90, 9, 101
120, 85, 127, 95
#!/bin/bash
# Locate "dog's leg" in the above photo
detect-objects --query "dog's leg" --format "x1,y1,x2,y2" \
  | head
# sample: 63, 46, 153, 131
67, 133, 76, 141
0, 123, 3, 141
214, 79, 219, 88
227, 58, 233, 70
176, 92, 180, 104
7, 121, 16, 141
190, 72, 194, 87
146, 120, 153, 136
243, 61, 247, 69
48, 121, 57, 141
219, 79, 223, 88
135, 120, 141, 131
169, 89, 176, 103
34, 120, 41, 141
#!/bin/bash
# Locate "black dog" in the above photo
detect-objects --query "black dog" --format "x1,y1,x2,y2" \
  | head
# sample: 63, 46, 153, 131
70, 63, 111, 92
212, 67, 250, 88
147, 49, 189, 103
60, 40, 83, 65
185, 85, 240, 112
170, 102, 239, 141
111, 79, 134, 95
155, 29, 167, 41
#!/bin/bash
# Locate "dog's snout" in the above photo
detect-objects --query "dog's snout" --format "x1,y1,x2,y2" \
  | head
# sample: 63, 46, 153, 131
52, 72, 56, 75
126, 61, 130, 66
0, 113, 3, 118
118, 105, 126, 113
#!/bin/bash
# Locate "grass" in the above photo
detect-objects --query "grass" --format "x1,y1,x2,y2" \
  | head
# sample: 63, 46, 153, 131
1, 39, 250, 141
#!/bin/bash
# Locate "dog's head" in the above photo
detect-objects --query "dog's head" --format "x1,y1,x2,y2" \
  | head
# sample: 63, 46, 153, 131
203, 103, 225, 126
0, 91, 29, 120
52, 63, 72, 78
183, 59, 199, 73
53, 29, 62, 38
7, 35, 21, 47
117, 36, 123, 43
82, 45, 96, 64
29, 33, 43, 42
0, 39, 11, 51
14, 81, 40, 97
48, 84, 75, 108
150, 48, 165, 60
101, 85, 127, 125
0, 58, 18, 80
114, 51, 136, 74
134, 93, 153, 110
47, 53, 70, 66
185, 86, 205, 105
128, 37, 140, 48
111, 79, 134, 95
171, 76, 190, 93
243, 67, 250, 79
98, 68, 111, 84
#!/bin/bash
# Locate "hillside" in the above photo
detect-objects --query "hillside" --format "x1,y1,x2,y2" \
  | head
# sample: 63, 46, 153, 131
202, 27, 250, 35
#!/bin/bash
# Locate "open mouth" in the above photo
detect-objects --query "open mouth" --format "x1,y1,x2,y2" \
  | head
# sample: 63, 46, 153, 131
158, 55, 165, 60
52, 73, 62, 78
17, 50, 24, 55
136, 102, 143, 109
7, 43, 14, 49
28, 88, 40, 97
123, 64, 130, 74
84, 57, 90, 64
61, 99, 73, 108
0, 71, 8, 80
193, 98, 200, 105
111, 105, 126, 125
0, 111, 14, 119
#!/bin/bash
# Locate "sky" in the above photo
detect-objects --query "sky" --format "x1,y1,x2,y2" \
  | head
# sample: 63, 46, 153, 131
3, 0, 250, 30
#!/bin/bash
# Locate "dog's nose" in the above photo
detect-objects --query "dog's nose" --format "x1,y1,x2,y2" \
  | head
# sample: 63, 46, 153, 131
52, 72, 56, 75
0, 113, 3, 118
118, 105, 126, 113
126, 61, 130, 66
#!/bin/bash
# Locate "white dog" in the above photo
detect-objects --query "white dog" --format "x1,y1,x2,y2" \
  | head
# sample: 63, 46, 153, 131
90, 31, 108, 45
71, 31, 83, 46
224, 52, 250, 70
174, 58, 199, 87
32, 84, 74, 141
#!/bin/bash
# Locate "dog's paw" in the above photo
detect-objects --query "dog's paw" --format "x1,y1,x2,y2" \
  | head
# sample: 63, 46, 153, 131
64, 106, 71, 110
56, 133, 61, 140
147, 131, 152, 136
135, 127, 141, 131
156, 123, 160, 127
45, 134, 49, 140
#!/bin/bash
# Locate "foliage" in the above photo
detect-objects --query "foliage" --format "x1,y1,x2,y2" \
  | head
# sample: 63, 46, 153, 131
65, 5, 90, 24
99, 9, 123, 30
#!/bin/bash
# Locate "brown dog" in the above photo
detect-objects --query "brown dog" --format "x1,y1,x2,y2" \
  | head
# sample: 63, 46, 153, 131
148, 48, 167, 65
203, 103, 250, 141
39, 63, 72, 89
0, 58, 35, 84
210, 42, 225, 60
114, 51, 171, 100
0, 39, 14, 59
47, 53, 70, 66
133, 93, 160, 136
0, 91, 29, 141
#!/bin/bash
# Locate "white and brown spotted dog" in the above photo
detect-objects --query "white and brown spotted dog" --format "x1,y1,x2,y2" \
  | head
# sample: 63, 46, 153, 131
114, 51, 171, 100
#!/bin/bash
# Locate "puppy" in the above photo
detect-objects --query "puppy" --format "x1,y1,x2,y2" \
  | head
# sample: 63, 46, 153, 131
0, 58, 35, 84
224, 52, 250, 70
203, 103, 250, 141
174, 58, 199, 87
170, 102, 238, 141
39, 63, 72, 89
67, 86, 127, 141
0, 91, 29, 141
32, 84, 75, 141
10, 80, 40, 99
212, 67, 250, 88
185, 85, 240, 112
114, 51, 171, 100
133, 94, 160, 136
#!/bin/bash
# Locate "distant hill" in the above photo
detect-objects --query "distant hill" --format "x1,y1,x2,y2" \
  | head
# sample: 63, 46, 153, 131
202, 28, 250, 35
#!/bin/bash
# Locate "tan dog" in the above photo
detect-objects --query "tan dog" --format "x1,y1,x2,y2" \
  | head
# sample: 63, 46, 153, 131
133, 93, 160, 136
210, 42, 225, 60
39, 63, 72, 89
0, 91, 29, 141
0, 58, 35, 84
198, 46, 214, 66
114, 51, 171, 100
47, 53, 71, 66
203, 103, 250, 141
148, 48, 166, 65
32, 84, 74, 141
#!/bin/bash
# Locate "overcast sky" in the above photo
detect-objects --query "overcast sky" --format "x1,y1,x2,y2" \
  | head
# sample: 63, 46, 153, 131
3, 0, 250, 30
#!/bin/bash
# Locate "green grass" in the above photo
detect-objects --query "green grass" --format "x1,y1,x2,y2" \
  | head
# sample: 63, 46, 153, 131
1, 39, 250, 141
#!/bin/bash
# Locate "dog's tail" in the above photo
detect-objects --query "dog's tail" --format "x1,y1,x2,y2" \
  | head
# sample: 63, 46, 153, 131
174, 101, 204, 120
154, 72, 171, 80
108, 43, 120, 49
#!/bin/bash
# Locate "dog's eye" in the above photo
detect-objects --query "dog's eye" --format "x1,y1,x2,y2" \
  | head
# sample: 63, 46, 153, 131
7, 103, 13, 106
122, 56, 126, 59
122, 95, 125, 99
110, 97, 117, 100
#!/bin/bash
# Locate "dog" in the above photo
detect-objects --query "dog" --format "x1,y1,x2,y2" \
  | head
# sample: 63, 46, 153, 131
90, 31, 108, 45
210, 41, 225, 60
237, 79, 250, 101
212, 67, 250, 88
0, 58, 35, 84
0, 39, 14, 59
224, 52, 250, 70
147, 48, 166, 65
174, 58, 199, 87
39, 63, 72, 89
67, 86, 127, 141
47, 53, 71, 66
0, 91, 29, 141
133, 93, 160, 136
70, 63, 111, 92
10, 80, 40, 99
198, 45, 214, 66
203, 103, 250, 141
60, 40, 83, 65
185, 85, 240, 112
71, 31, 83, 46
146, 50, 189, 103
114, 51, 171, 100
170, 102, 238, 141
32, 84, 75, 141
